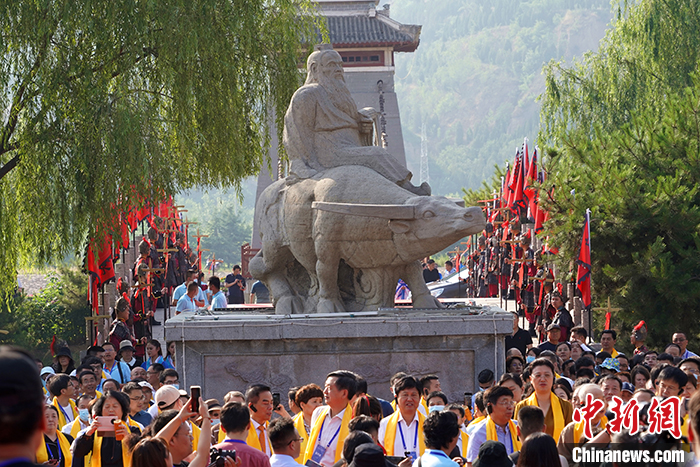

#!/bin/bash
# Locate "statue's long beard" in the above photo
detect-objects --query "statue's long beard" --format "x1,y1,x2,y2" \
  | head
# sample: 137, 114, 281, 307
320, 74, 358, 118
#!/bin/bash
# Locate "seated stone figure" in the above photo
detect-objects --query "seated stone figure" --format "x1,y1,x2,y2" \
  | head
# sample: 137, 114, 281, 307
283, 45, 430, 196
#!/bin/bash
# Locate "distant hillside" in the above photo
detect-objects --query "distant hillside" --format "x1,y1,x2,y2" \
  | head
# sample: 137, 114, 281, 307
390, 0, 614, 195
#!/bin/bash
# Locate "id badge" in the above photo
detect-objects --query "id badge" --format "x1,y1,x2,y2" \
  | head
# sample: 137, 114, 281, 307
406, 451, 417, 462
311, 444, 327, 463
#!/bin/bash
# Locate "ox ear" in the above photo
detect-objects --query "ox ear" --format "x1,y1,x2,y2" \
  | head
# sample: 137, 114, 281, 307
388, 220, 410, 234
311, 202, 416, 219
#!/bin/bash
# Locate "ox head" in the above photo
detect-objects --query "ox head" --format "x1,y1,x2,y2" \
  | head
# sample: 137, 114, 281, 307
312, 196, 486, 262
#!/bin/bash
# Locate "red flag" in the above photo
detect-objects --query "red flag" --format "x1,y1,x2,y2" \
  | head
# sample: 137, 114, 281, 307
50, 335, 57, 357
504, 166, 514, 208
509, 151, 526, 211
87, 235, 115, 287
524, 148, 538, 216
605, 312, 611, 330
575, 210, 592, 308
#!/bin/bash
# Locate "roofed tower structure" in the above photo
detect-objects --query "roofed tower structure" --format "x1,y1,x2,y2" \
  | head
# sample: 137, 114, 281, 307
251, 0, 421, 250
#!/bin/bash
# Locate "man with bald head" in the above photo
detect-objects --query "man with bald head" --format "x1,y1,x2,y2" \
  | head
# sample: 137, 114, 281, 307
284, 45, 428, 196
556, 383, 608, 464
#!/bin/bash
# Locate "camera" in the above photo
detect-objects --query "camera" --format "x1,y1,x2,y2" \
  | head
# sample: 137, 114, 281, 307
210, 448, 236, 467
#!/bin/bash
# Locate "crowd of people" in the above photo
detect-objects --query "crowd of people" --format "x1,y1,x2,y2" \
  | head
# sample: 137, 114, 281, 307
2, 314, 700, 467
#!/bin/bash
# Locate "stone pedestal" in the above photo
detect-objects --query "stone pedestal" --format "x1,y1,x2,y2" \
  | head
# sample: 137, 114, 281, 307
165, 304, 512, 405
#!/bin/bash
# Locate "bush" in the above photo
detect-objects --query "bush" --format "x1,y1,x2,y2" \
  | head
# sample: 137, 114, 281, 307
0, 265, 91, 363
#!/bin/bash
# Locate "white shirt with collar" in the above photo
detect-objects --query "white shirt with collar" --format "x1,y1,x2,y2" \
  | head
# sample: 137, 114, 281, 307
378, 410, 421, 457
310, 405, 346, 467
270, 454, 304, 467
251, 418, 272, 456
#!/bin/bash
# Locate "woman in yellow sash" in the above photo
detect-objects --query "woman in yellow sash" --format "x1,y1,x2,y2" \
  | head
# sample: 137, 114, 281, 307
72, 390, 141, 467
292, 384, 324, 462
513, 358, 573, 442
36, 405, 73, 467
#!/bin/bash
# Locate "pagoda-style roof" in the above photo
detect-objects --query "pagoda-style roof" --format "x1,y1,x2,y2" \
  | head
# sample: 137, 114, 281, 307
312, 1, 421, 53
321, 15, 420, 52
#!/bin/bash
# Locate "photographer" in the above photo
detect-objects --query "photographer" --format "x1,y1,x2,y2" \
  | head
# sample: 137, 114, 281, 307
134, 397, 222, 467
213, 402, 271, 467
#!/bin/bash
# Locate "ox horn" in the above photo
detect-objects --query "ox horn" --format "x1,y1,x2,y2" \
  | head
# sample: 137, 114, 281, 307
311, 201, 416, 219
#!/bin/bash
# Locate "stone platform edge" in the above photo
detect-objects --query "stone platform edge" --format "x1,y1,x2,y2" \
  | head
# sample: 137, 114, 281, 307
164, 309, 514, 342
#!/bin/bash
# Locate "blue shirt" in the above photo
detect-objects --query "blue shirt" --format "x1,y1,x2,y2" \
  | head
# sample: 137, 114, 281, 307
210, 290, 228, 310
176, 294, 197, 313
103, 361, 131, 385
465, 417, 518, 462
141, 355, 174, 370
174, 283, 209, 305
412, 450, 458, 467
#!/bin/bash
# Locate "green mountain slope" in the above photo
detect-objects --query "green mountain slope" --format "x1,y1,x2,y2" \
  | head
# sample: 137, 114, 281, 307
391, 0, 614, 195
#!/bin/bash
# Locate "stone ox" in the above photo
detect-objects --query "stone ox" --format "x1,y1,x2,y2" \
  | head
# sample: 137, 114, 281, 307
249, 165, 485, 314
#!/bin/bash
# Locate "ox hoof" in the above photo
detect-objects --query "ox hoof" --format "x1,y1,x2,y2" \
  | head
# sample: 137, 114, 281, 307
412, 294, 442, 309
275, 296, 304, 315
318, 298, 345, 314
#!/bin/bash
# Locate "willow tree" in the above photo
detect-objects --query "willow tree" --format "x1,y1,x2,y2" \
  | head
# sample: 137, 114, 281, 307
538, 0, 700, 346
0, 0, 319, 294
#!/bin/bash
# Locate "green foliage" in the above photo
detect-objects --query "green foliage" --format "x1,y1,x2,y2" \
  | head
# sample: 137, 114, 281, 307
539, 0, 700, 348
177, 189, 253, 267
391, 0, 611, 196
0, 265, 90, 361
0, 0, 320, 297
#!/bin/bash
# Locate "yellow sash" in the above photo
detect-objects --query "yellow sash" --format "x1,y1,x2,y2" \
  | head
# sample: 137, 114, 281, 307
36, 433, 73, 466
381, 410, 426, 456
420, 398, 428, 414
191, 422, 201, 451
303, 404, 352, 464
469, 415, 486, 427
70, 419, 84, 438
294, 412, 310, 463
127, 416, 143, 431
391, 400, 397, 411
91, 421, 132, 467
523, 392, 565, 442
245, 420, 270, 453
485, 417, 521, 452
52, 397, 78, 429
459, 430, 469, 457
572, 415, 608, 443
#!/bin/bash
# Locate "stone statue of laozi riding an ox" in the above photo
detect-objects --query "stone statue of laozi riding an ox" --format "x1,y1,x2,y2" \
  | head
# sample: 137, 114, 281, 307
249, 46, 485, 314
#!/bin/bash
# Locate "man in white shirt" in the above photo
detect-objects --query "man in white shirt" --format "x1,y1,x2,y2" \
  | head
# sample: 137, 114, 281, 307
247, 384, 275, 456
412, 411, 460, 467
378, 376, 425, 460
269, 418, 305, 467
304, 371, 357, 467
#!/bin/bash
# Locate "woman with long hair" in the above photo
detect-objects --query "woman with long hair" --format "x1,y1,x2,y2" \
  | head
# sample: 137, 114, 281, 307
141, 339, 174, 370
72, 391, 141, 467
514, 358, 573, 442
36, 405, 73, 467
164, 341, 176, 369
517, 432, 561, 467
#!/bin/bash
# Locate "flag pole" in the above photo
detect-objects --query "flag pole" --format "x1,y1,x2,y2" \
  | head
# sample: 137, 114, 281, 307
586, 208, 592, 344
